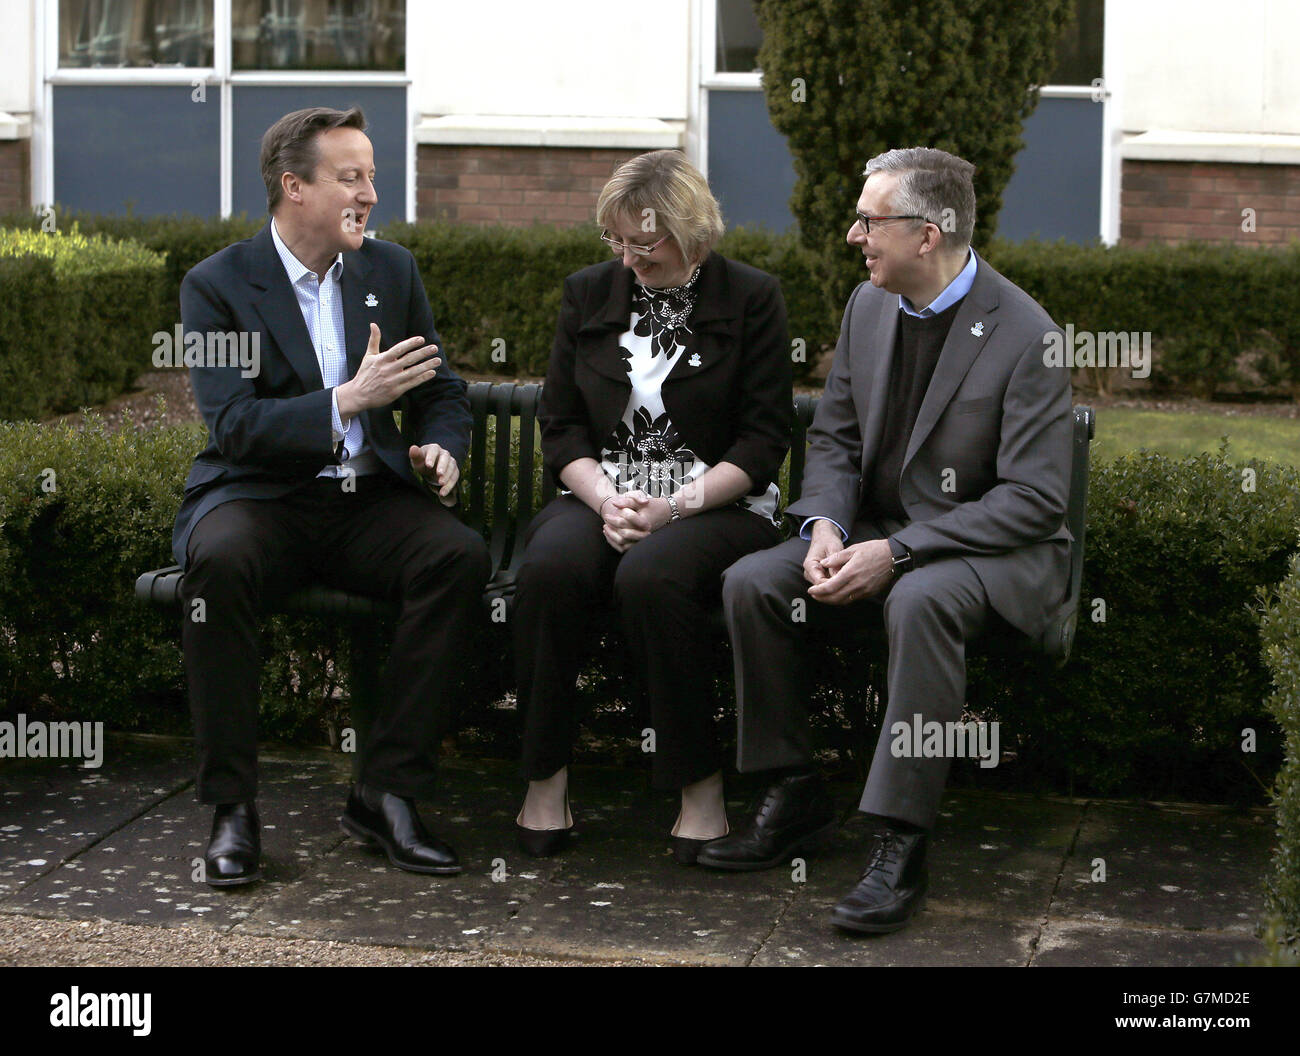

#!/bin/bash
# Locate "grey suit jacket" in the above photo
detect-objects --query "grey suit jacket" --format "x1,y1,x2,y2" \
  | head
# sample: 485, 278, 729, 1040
784, 252, 1072, 638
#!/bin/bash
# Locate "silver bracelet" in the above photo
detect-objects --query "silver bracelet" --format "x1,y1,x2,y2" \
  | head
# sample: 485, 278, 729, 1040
666, 494, 681, 521
599, 495, 616, 516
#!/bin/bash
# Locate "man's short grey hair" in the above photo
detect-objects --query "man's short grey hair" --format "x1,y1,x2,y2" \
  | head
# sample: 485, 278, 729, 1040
862, 147, 976, 251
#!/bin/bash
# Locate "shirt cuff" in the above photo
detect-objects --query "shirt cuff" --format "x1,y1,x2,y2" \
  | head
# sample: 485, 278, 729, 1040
799, 516, 848, 542
330, 390, 347, 446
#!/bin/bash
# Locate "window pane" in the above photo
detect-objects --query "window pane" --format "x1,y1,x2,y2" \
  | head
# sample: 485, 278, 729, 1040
53, 85, 221, 214
1048, 0, 1104, 86
716, 0, 760, 74
60, 0, 214, 68
232, 85, 406, 224
232, 0, 405, 71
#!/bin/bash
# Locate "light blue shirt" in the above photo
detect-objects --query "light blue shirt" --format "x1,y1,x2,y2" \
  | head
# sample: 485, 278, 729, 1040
800, 248, 978, 542
270, 219, 379, 478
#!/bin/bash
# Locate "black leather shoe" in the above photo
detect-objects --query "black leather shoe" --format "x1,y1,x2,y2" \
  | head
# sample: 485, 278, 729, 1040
831, 828, 929, 934
670, 812, 728, 865
515, 795, 573, 858
204, 802, 261, 887
695, 772, 836, 871
341, 784, 461, 875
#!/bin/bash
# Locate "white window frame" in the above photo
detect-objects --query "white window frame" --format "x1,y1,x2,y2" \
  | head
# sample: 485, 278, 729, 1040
37, 0, 412, 219
695, 0, 1117, 243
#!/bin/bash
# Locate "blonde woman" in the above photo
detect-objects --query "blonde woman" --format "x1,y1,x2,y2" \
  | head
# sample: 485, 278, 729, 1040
513, 150, 792, 862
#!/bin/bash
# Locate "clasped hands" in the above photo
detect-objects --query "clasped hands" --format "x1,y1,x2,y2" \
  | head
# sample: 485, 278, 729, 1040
803, 519, 895, 605
599, 491, 672, 553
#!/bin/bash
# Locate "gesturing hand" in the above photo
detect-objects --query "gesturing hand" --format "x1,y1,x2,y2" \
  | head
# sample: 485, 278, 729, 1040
409, 443, 460, 506
337, 324, 441, 418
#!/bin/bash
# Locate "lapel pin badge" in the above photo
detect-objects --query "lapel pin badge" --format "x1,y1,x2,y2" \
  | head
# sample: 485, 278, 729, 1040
365, 293, 378, 308
970, 321, 984, 337
688, 353, 702, 367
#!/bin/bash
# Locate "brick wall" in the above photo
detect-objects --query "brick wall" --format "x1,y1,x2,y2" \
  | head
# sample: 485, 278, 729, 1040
1121, 159, 1300, 246
0, 138, 30, 214
416, 145, 643, 226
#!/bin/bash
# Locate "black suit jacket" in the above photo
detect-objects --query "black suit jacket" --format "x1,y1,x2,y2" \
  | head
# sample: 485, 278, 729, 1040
539, 252, 791, 495
171, 223, 470, 565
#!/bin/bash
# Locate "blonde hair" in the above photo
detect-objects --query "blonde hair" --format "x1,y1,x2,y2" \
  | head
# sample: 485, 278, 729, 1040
595, 150, 724, 262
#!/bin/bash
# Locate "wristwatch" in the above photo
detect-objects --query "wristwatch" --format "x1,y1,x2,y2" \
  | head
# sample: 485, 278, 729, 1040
889, 538, 914, 576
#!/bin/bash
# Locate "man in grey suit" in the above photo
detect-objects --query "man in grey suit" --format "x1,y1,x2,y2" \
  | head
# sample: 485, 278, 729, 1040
697, 148, 1072, 934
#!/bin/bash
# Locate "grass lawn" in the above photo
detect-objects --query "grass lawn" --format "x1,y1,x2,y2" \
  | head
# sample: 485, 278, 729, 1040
1088, 405, 1300, 467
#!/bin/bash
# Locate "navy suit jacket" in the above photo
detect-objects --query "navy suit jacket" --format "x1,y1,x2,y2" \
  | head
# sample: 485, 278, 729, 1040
172, 223, 470, 565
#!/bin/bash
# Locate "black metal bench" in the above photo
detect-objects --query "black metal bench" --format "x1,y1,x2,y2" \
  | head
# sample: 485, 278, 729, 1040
135, 383, 1095, 726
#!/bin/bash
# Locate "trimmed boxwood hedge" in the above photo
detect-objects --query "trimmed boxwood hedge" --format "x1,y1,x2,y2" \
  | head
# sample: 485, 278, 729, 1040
1260, 546, 1300, 960
4, 211, 1298, 405
0, 226, 166, 419
1, 413, 1296, 807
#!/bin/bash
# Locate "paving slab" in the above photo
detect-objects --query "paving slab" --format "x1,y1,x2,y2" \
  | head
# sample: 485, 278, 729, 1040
239, 760, 558, 950
1032, 919, 1269, 967
488, 877, 787, 965
0, 737, 192, 898
754, 893, 1039, 966
1051, 802, 1272, 933
1, 757, 348, 929
0, 738, 1281, 966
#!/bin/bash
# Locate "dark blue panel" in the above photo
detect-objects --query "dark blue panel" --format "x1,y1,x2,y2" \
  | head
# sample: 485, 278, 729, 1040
997, 96, 1103, 243
707, 89, 796, 232
53, 85, 220, 216
232, 87, 406, 224
708, 89, 1102, 244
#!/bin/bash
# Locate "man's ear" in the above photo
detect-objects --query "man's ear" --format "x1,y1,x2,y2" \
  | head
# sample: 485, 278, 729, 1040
281, 170, 303, 204
918, 222, 943, 258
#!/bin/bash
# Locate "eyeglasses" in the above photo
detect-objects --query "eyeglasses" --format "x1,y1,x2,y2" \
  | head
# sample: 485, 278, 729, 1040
855, 212, 930, 234
601, 231, 671, 257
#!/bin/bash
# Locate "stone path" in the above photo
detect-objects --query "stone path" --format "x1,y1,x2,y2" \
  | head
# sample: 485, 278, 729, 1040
0, 736, 1274, 966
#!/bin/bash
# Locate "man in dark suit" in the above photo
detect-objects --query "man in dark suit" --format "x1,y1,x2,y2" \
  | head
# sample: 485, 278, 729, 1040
175, 106, 490, 886
699, 148, 1072, 933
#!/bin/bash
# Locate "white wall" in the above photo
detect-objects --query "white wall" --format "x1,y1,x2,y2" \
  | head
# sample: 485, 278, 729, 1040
0, 0, 36, 115
1116, 0, 1300, 134
409, 0, 691, 120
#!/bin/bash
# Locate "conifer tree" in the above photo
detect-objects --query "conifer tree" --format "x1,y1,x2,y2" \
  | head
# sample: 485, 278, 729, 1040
756, 0, 1074, 320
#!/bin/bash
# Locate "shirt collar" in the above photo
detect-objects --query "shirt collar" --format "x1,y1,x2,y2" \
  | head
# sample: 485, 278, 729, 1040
270, 217, 343, 285
899, 248, 977, 317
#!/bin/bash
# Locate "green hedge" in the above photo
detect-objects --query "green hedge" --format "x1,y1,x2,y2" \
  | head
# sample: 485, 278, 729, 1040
0, 211, 262, 338
983, 238, 1300, 398
1260, 546, 1300, 960
958, 446, 1300, 804
0, 415, 355, 743
5, 211, 1298, 402
0, 227, 166, 419
2, 414, 1297, 805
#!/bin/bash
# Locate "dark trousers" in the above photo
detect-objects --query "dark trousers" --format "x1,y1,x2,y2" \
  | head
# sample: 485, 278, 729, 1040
513, 495, 781, 790
721, 520, 990, 830
180, 475, 491, 804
